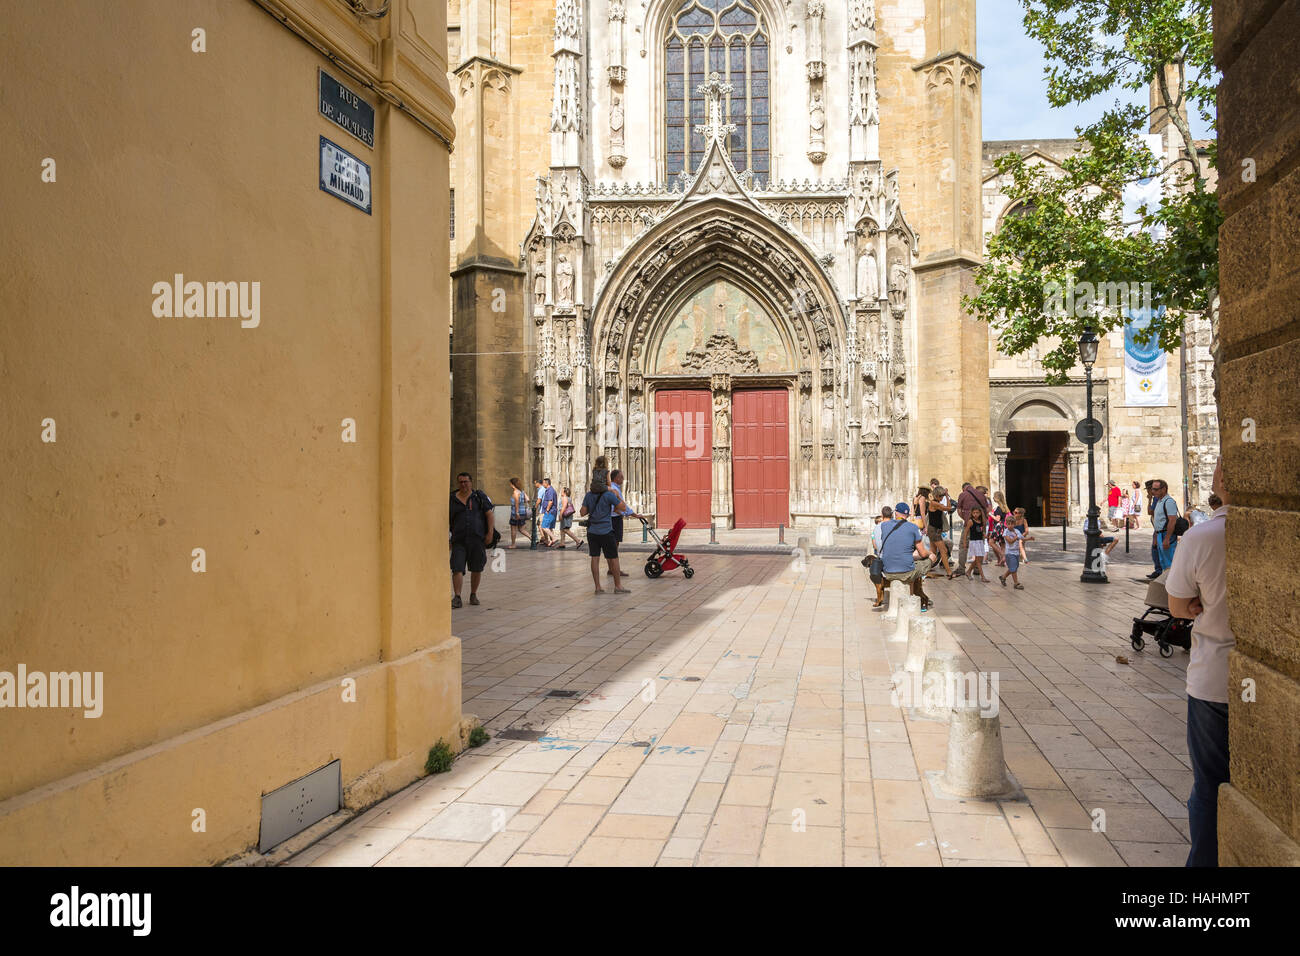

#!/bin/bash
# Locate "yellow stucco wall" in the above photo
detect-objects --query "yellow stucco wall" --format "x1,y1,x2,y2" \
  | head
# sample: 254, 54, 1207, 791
0, 0, 459, 864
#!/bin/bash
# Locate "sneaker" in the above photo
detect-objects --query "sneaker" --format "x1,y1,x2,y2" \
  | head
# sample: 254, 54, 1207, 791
469, 593, 480, 606
451, 595, 462, 609
1146, 571, 1162, 580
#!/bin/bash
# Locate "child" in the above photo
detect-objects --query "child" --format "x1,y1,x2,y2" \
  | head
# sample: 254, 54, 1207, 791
999, 523, 1035, 589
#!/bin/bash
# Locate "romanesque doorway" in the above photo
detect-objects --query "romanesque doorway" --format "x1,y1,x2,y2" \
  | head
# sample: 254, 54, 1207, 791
1005, 431, 1070, 525
654, 389, 712, 526
732, 389, 789, 528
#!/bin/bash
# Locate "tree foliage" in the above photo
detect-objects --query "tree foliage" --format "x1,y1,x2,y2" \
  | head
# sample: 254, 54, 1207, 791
964, 0, 1220, 382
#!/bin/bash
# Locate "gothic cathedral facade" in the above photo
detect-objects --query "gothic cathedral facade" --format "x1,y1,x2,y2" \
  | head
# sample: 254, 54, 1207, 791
451, 0, 989, 527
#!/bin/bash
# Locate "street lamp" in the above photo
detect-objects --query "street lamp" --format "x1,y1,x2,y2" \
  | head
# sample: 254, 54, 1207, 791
1078, 326, 1107, 583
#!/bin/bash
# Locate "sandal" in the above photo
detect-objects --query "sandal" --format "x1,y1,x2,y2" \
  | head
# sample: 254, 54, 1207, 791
999, 575, 1007, 587
1014, 583, 1025, 590
614, 587, 632, 594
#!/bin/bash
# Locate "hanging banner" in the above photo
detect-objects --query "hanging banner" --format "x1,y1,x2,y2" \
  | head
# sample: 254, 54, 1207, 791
1124, 305, 1169, 405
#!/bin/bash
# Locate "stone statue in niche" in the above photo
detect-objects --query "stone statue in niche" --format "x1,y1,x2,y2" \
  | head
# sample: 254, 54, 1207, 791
556, 253, 574, 307
891, 383, 908, 442
808, 87, 826, 158
863, 385, 879, 428
888, 261, 909, 311
856, 245, 878, 301
713, 396, 730, 446
602, 394, 621, 446
628, 397, 647, 448
821, 393, 835, 442
610, 93, 625, 149
556, 389, 573, 444
533, 251, 546, 310
800, 395, 812, 435
534, 395, 545, 435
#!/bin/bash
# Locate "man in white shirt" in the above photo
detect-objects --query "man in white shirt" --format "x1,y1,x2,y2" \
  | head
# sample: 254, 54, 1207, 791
1165, 461, 1232, 867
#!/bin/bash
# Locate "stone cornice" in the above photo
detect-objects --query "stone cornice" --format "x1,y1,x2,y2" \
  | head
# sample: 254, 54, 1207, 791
452, 54, 523, 77
913, 50, 985, 74
912, 250, 982, 273
253, 0, 455, 150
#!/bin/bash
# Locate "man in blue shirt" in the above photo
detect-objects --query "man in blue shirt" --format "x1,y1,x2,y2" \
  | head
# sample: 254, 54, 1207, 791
540, 478, 560, 547
581, 484, 635, 594
878, 502, 934, 610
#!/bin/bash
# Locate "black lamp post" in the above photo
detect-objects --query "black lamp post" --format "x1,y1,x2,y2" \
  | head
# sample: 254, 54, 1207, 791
1079, 327, 1107, 583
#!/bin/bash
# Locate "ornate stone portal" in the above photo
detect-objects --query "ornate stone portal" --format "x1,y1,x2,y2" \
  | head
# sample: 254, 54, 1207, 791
524, 49, 919, 528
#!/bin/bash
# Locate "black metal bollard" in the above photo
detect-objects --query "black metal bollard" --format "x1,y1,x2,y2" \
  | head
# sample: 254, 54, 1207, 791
778, 523, 785, 545
642, 522, 648, 543
1062, 516, 1067, 550
1125, 521, 1130, 553
710, 521, 717, 544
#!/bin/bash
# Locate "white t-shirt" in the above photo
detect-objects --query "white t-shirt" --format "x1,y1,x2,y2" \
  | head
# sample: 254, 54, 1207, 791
1164, 507, 1233, 703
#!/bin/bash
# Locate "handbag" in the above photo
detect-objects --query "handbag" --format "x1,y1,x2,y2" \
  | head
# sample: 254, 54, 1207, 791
562, 501, 575, 518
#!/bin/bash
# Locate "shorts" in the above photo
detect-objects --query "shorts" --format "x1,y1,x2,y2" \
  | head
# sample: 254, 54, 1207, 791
968, 540, 987, 558
1004, 551, 1020, 574
882, 558, 932, 584
561, 514, 573, 530
926, 527, 944, 545
509, 516, 527, 528
541, 513, 556, 529
450, 535, 487, 574
588, 532, 618, 559
1108, 506, 1121, 519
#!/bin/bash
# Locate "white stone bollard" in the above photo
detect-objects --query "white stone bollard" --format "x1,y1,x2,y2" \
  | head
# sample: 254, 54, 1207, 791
890, 594, 919, 643
904, 615, 936, 674
939, 704, 1016, 798
815, 524, 834, 547
882, 580, 908, 624
918, 651, 959, 721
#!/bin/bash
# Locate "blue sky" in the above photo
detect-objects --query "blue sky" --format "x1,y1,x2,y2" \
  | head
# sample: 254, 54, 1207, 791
978, 0, 1214, 141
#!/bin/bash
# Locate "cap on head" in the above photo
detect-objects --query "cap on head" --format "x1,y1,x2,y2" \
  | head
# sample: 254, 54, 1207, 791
894, 502, 910, 516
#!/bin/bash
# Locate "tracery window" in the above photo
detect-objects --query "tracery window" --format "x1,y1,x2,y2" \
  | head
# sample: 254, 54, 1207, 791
664, 0, 769, 180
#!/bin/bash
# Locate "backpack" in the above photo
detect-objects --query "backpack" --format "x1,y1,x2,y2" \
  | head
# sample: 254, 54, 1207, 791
470, 490, 500, 548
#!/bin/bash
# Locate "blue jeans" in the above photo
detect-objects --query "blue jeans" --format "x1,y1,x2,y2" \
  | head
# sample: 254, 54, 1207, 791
1186, 695, 1230, 867
1154, 531, 1177, 571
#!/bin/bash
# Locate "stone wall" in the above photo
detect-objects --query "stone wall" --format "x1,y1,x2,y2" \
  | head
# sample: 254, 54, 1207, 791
1213, 0, 1300, 866
0, 0, 458, 864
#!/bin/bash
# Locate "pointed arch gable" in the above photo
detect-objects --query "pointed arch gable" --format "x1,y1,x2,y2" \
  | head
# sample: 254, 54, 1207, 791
591, 197, 845, 381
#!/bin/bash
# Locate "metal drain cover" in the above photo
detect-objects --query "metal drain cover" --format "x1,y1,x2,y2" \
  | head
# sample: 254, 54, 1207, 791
496, 728, 546, 741
682, 676, 702, 682
546, 689, 580, 697
259, 759, 341, 853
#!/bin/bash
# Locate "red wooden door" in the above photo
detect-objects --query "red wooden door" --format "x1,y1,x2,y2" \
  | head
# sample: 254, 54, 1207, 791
655, 390, 712, 526
732, 389, 789, 528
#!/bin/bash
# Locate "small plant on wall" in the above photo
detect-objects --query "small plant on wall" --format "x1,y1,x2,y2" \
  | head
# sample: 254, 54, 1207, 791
468, 726, 490, 748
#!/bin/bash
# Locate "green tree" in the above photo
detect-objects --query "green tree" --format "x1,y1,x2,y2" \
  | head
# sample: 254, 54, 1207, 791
964, 0, 1220, 382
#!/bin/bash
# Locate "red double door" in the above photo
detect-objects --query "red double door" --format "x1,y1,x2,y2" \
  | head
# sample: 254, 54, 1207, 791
654, 388, 788, 528
731, 389, 789, 528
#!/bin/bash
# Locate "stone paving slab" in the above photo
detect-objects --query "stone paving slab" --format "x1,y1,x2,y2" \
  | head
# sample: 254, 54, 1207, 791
292, 533, 1191, 867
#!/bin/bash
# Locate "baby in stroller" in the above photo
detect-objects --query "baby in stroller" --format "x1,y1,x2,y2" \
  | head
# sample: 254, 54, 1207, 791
1129, 571, 1193, 658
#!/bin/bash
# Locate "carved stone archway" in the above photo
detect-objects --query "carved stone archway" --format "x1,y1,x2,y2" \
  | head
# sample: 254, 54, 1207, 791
589, 193, 846, 524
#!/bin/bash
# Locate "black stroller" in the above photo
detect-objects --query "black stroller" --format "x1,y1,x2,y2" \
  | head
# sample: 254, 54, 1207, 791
1129, 572, 1193, 658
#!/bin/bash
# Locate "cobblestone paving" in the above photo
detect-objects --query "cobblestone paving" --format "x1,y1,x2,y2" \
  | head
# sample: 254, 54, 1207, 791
292, 529, 1192, 867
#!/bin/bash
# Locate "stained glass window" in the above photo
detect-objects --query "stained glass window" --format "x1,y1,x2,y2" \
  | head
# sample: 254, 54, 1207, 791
664, 0, 770, 180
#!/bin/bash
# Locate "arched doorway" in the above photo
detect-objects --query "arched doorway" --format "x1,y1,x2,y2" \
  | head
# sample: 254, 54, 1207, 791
1005, 431, 1070, 525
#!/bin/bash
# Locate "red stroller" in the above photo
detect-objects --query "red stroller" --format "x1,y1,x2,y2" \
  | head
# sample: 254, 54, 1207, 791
640, 517, 695, 579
